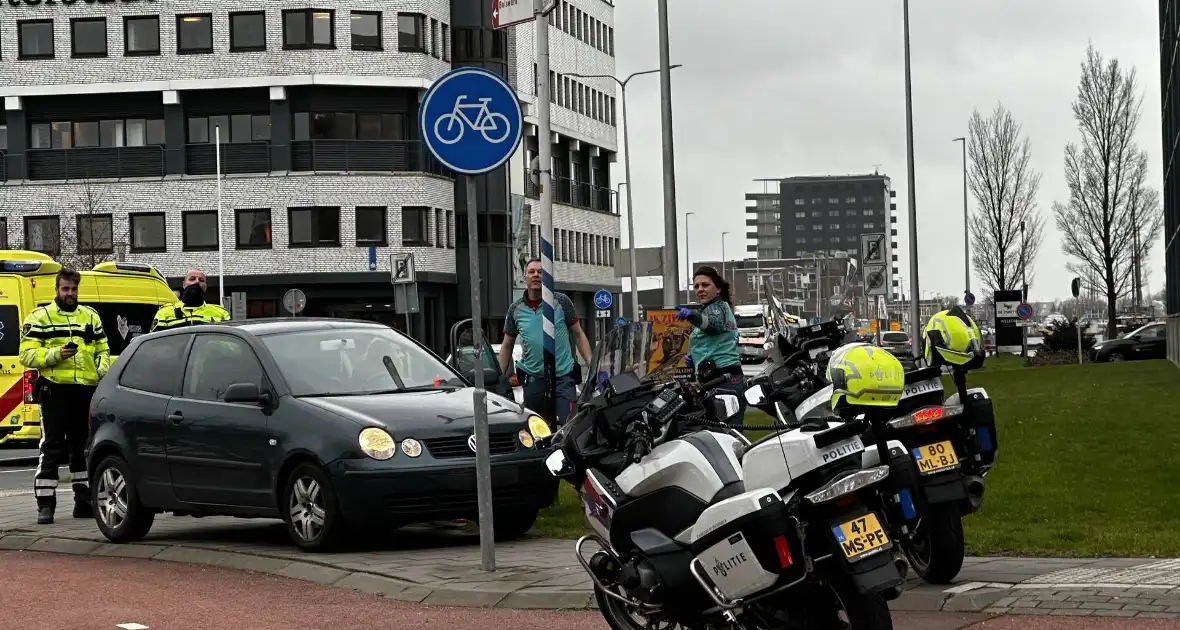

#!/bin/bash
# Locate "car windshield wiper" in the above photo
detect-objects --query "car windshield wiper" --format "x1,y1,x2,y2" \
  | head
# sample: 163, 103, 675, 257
296, 391, 371, 398
387, 383, 463, 393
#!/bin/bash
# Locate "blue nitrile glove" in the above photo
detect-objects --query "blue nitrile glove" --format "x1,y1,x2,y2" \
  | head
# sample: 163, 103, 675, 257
675, 308, 694, 321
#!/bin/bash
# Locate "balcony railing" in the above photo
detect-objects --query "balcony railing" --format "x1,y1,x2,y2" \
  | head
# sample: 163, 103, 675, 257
522, 169, 618, 214
0, 151, 6, 182
186, 141, 271, 176
26, 145, 165, 180
291, 140, 443, 175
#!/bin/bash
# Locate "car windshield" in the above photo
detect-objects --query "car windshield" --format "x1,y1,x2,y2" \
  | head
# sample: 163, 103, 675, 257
882, 332, 909, 343
1122, 324, 1157, 339
735, 314, 764, 329
260, 328, 461, 396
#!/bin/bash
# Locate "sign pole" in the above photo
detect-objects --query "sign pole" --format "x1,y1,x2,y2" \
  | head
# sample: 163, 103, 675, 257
535, 0, 558, 425
465, 175, 495, 572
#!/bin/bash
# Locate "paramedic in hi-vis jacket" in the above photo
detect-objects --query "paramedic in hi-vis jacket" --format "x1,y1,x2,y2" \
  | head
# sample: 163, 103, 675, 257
19, 268, 111, 525
150, 269, 230, 331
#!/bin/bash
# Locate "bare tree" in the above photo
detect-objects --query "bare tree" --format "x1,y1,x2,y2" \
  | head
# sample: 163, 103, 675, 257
13, 180, 129, 269
966, 102, 1046, 294
1052, 44, 1164, 337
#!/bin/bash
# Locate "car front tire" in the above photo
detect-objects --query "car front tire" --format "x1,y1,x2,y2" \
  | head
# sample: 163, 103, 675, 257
282, 462, 345, 552
493, 507, 539, 541
92, 454, 155, 544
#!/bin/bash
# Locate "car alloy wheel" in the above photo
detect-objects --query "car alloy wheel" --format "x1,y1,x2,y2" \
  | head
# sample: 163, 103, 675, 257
96, 466, 128, 531
288, 476, 328, 543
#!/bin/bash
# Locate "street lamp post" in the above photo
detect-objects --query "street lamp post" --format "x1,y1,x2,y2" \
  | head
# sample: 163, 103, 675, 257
901, 0, 921, 358
656, 0, 680, 309
567, 65, 683, 314
953, 137, 969, 298
721, 231, 730, 279
684, 212, 695, 304
614, 181, 634, 318
1020, 220, 1028, 358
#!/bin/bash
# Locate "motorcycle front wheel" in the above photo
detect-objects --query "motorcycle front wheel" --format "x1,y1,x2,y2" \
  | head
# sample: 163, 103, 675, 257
904, 503, 965, 585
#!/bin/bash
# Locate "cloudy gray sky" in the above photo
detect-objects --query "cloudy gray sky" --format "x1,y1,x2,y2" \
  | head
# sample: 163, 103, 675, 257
611, 0, 1164, 303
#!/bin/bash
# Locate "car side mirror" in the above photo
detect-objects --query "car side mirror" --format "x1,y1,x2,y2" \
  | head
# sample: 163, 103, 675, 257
544, 449, 575, 478
224, 382, 264, 405
745, 384, 767, 406
714, 394, 742, 422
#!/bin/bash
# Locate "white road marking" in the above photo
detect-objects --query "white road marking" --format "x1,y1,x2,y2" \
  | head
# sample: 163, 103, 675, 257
0, 468, 34, 474
116, 624, 149, 630
0, 489, 32, 498
942, 581, 989, 594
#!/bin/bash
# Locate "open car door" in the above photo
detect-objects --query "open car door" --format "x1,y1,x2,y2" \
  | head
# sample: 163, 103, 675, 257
446, 318, 516, 402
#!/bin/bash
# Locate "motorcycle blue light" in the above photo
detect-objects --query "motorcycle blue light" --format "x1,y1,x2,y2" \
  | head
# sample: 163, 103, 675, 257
898, 488, 917, 521
977, 427, 993, 452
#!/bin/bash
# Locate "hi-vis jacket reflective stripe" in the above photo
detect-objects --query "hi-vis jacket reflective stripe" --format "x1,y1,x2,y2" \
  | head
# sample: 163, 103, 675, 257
150, 301, 230, 332
19, 302, 112, 386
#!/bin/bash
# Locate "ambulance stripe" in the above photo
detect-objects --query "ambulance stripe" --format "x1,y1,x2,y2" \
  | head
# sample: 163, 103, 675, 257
0, 379, 25, 426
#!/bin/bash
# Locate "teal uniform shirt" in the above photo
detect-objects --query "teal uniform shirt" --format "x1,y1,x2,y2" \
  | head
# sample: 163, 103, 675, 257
688, 298, 741, 375
504, 292, 578, 377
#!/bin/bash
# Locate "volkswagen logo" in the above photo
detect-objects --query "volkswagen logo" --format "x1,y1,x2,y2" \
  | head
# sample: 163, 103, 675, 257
467, 434, 477, 453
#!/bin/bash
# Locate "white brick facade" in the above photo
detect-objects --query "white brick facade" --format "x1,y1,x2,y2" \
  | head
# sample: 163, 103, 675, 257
0, 173, 456, 277
0, 0, 452, 90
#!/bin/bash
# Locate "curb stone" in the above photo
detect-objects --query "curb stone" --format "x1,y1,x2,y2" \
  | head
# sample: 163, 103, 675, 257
0, 533, 1022, 613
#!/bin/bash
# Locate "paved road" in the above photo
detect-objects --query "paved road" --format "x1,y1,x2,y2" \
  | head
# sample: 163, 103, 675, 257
0, 463, 34, 496
0, 551, 1035, 629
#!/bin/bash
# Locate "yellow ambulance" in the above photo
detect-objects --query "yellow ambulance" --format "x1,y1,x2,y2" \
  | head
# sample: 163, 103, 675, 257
0, 251, 177, 445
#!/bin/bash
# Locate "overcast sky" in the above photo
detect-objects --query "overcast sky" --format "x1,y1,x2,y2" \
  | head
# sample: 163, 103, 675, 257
610, 0, 1164, 303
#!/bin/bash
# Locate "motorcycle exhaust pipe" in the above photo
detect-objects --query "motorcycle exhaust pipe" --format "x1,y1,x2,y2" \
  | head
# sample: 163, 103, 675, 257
961, 475, 986, 515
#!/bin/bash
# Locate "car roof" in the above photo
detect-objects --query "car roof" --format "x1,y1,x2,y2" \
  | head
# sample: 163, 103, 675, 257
203, 317, 393, 336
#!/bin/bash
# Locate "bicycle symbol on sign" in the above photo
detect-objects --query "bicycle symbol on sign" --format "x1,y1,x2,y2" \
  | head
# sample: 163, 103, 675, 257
434, 95, 512, 145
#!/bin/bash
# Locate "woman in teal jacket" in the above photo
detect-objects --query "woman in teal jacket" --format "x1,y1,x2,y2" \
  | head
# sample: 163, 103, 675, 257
675, 266, 746, 421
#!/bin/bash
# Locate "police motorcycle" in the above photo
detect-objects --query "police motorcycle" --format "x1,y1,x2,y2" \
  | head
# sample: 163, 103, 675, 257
748, 286, 998, 585
542, 321, 900, 630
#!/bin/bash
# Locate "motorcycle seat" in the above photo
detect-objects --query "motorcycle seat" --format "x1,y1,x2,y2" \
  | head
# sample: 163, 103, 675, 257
904, 366, 942, 384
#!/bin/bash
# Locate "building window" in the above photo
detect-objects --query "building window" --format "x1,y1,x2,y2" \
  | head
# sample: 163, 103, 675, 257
397, 13, 425, 53
441, 23, 450, 60
31, 118, 164, 149
188, 115, 271, 143
229, 11, 266, 52
292, 112, 404, 140
401, 207, 431, 246
77, 214, 114, 254
829, 223, 840, 230
18, 20, 55, 60
235, 209, 271, 249
283, 9, 334, 50
0, 125, 6, 151
124, 16, 160, 56
863, 209, 875, 216
129, 213, 166, 252
177, 14, 213, 54
829, 210, 840, 217
71, 18, 107, 58
863, 222, 875, 229
182, 211, 219, 251
350, 11, 381, 50
289, 206, 340, 247
430, 18, 439, 57
446, 211, 455, 247
25, 216, 60, 255
355, 206, 387, 246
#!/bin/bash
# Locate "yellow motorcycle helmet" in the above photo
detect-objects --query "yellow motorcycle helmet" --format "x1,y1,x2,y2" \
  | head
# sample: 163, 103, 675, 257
923, 306, 985, 370
826, 343, 906, 409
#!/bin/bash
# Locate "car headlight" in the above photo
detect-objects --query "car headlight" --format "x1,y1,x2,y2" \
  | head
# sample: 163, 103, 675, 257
527, 415, 552, 440
359, 427, 396, 460
518, 430, 535, 449
400, 438, 423, 458
804, 466, 890, 504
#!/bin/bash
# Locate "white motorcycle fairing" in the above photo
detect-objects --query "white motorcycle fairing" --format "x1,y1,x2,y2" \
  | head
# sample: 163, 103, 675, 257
616, 431, 746, 504
741, 421, 867, 492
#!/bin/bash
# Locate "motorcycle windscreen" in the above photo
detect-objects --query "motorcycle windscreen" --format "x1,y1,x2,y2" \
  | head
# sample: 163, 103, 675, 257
577, 321, 686, 409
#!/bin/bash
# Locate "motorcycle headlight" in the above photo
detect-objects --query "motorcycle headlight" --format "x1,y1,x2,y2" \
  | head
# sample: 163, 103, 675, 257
804, 466, 890, 504
527, 414, 552, 440
359, 427, 396, 460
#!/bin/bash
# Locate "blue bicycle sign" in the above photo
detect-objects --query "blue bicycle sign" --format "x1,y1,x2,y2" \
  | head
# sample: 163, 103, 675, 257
420, 67, 523, 175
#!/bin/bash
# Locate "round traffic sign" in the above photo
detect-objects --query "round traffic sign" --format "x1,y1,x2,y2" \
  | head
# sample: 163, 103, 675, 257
282, 288, 307, 315
964, 291, 976, 307
1016, 303, 1033, 320
615, 317, 626, 327
419, 67, 524, 175
866, 270, 885, 289
594, 289, 613, 310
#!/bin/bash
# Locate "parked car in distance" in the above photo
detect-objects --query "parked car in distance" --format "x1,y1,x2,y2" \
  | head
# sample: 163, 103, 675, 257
1090, 321, 1168, 362
879, 330, 913, 356
86, 318, 556, 551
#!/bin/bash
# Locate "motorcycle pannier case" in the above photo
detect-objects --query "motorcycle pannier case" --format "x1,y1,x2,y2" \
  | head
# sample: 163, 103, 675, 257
689, 488, 806, 602
958, 387, 997, 468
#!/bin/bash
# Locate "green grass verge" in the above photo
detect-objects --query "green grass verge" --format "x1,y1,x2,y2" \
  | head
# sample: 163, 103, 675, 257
533, 360, 1180, 557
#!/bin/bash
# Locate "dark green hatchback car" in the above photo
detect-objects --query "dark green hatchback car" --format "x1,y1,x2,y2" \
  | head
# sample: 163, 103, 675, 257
86, 318, 556, 551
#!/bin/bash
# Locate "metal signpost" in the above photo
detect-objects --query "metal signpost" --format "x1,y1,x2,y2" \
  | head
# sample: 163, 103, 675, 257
420, 65, 523, 572
1072, 277, 1082, 364
230, 292, 247, 321
391, 253, 419, 337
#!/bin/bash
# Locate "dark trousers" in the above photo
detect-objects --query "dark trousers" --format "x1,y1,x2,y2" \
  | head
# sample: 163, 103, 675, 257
34, 383, 96, 510
521, 371, 579, 425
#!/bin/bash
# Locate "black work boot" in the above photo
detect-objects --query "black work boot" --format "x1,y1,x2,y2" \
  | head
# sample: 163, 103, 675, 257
72, 502, 93, 519
37, 507, 54, 525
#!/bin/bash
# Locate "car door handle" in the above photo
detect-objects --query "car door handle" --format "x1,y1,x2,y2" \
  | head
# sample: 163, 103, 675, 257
168, 412, 184, 425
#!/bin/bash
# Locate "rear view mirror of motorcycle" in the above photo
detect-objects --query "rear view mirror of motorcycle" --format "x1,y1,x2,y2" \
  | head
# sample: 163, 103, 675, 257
544, 449, 575, 477
744, 384, 767, 406
713, 394, 742, 422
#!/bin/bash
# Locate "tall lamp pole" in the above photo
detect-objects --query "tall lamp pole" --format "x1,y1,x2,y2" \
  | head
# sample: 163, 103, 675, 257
902, 0, 921, 358
656, 0, 680, 308
953, 136, 970, 298
684, 212, 695, 303
567, 65, 683, 317
721, 231, 730, 279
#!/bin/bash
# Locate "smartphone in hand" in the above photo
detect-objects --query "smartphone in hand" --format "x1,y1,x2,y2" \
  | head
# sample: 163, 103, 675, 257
64, 341, 78, 350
